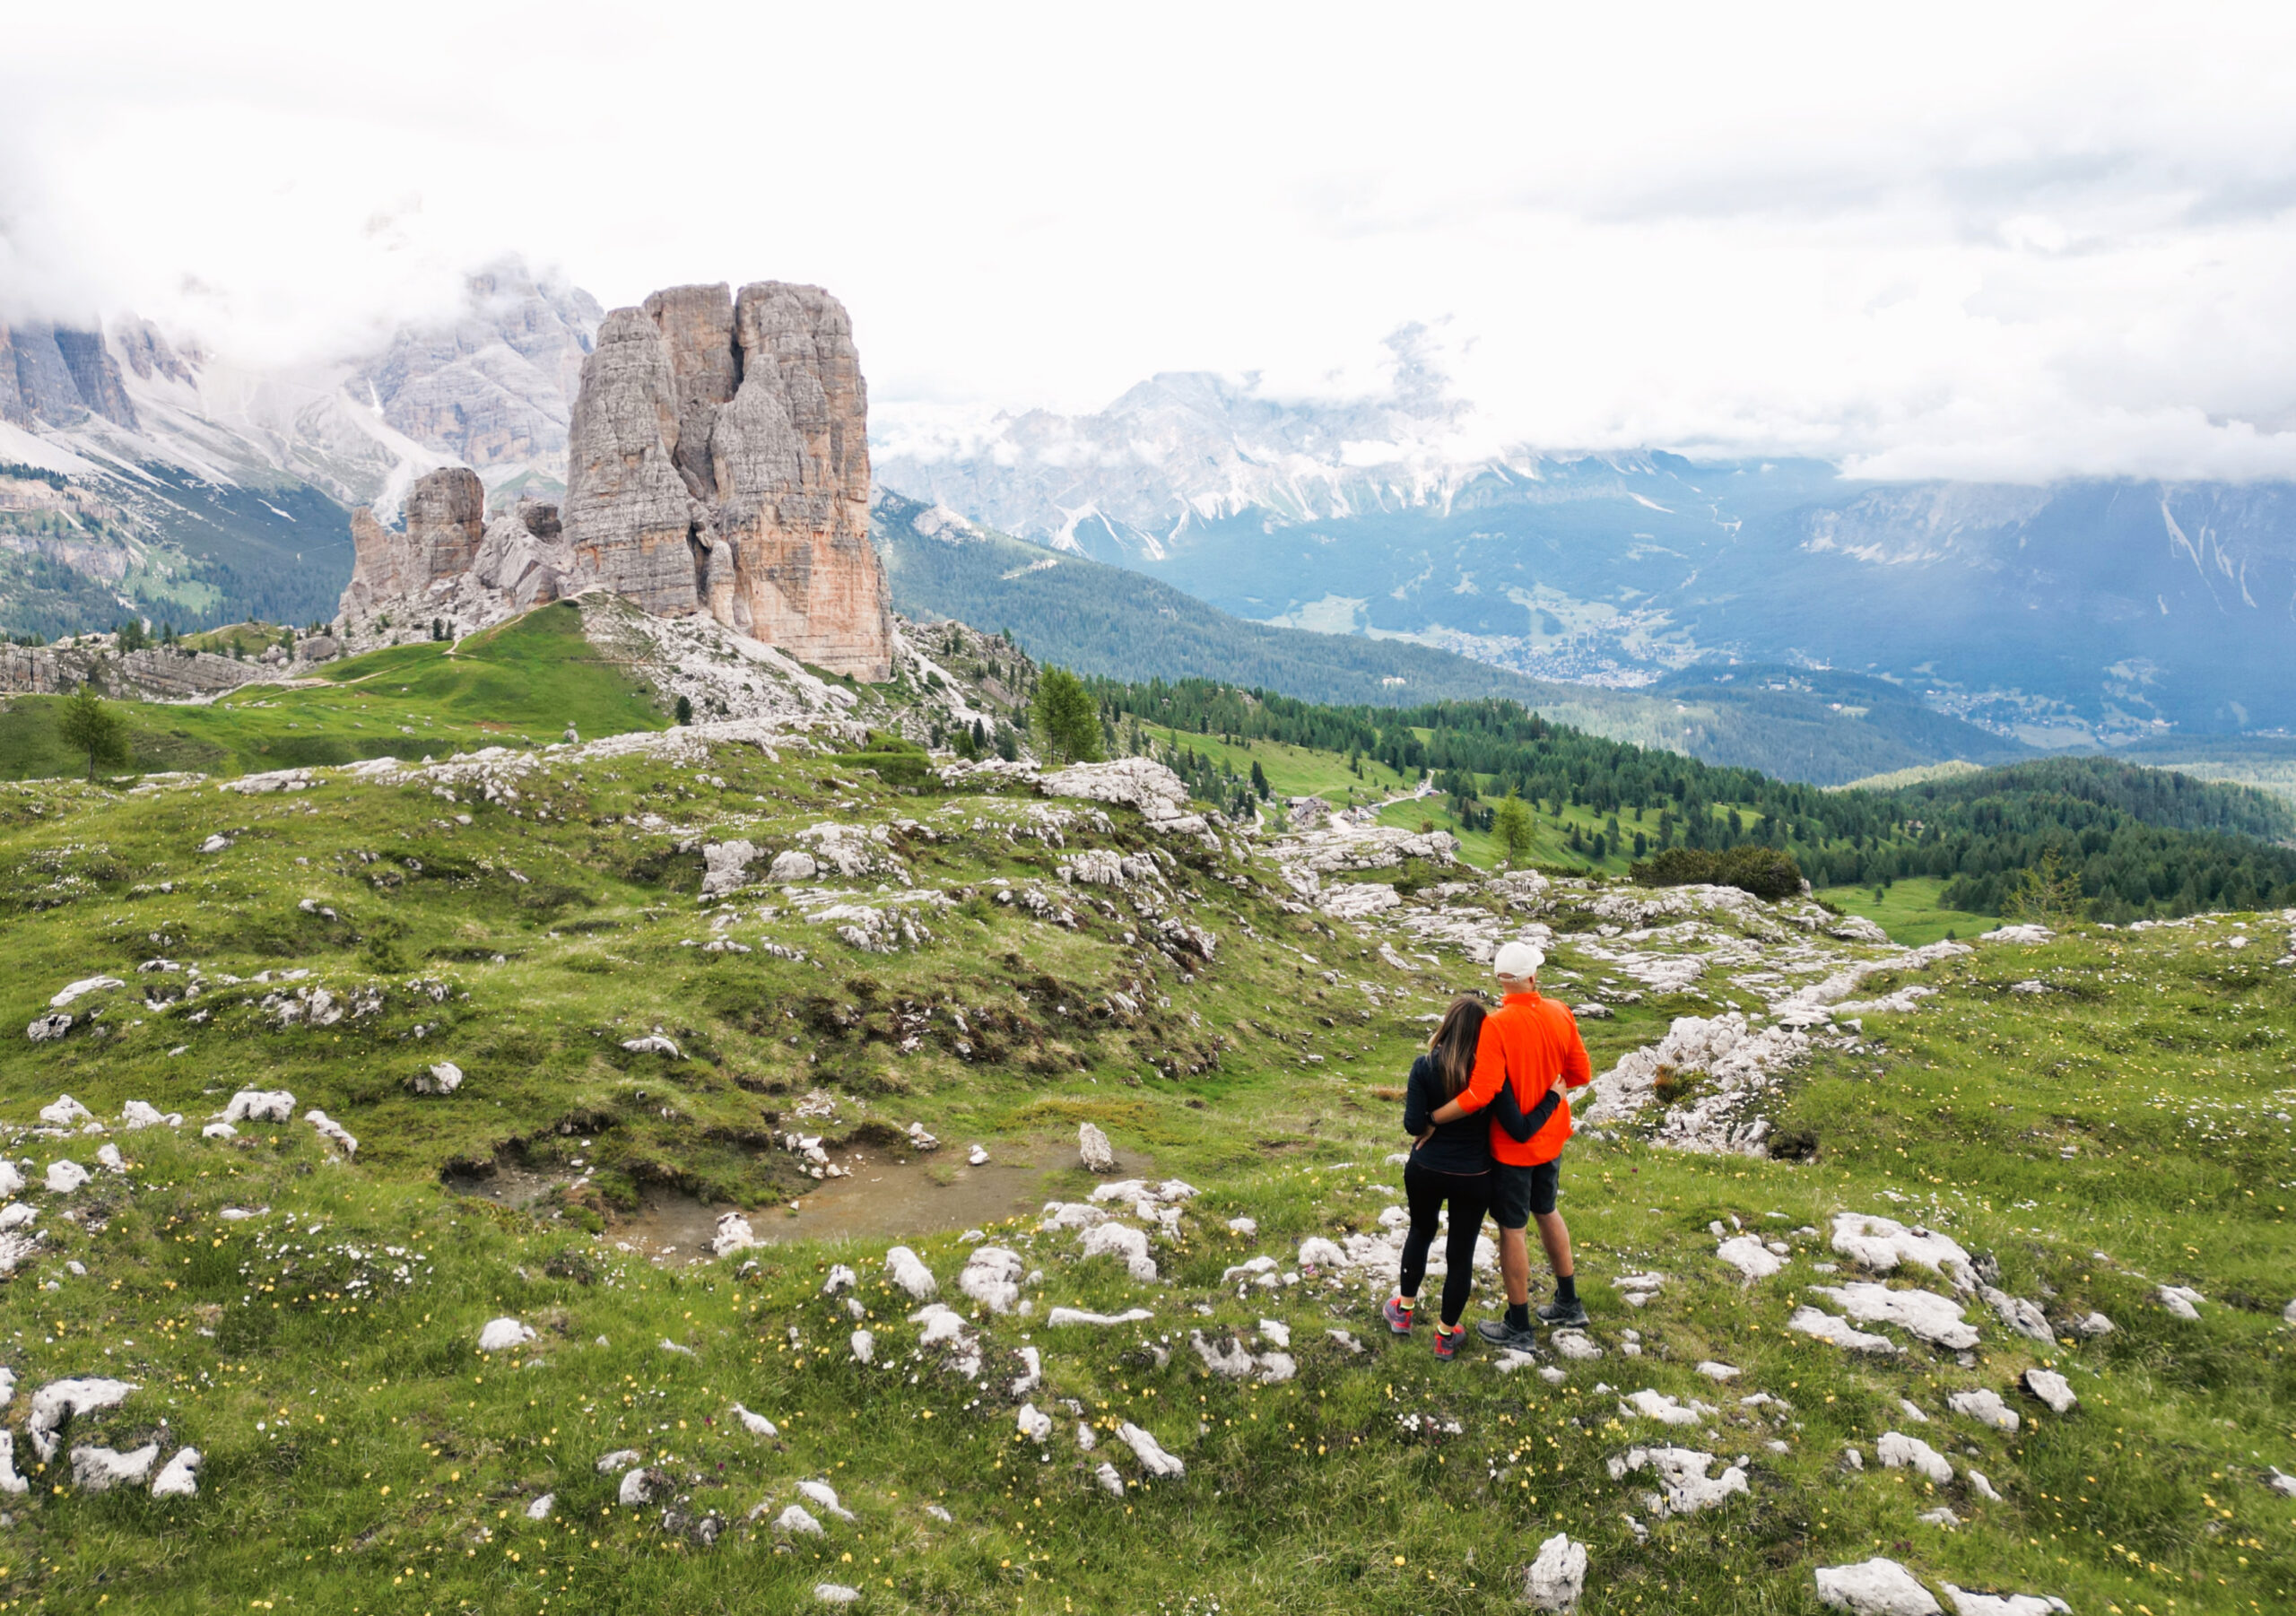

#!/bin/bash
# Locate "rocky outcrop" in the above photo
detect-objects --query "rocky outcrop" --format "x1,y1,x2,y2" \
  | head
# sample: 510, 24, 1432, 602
561, 281, 891, 679
0, 320, 137, 430
335, 278, 891, 679
0, 641, 268, 700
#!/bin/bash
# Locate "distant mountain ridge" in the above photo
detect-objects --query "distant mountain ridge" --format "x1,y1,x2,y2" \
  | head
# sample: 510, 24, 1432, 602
871, 487, 2034, 786
874, 374, 2296, 744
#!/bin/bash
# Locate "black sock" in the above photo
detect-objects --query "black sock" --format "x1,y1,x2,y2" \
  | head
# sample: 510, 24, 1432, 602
1555, 1273, 1578, 1306
1505, 1301, 1531, 1331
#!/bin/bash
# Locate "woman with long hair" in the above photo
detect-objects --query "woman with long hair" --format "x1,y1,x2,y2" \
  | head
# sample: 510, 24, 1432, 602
1385, 995, 1538, 1358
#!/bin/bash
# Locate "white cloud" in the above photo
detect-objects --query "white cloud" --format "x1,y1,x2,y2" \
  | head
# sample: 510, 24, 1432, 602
9, 0, 2296, 479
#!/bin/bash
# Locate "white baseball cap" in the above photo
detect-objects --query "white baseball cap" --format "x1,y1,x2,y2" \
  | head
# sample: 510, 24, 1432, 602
1493, 941, 1545, 980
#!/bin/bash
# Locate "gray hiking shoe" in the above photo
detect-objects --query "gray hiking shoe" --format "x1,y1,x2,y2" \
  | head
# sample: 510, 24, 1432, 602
1536, 1297, 1590, 1329
1475, 1316, 1539, 1352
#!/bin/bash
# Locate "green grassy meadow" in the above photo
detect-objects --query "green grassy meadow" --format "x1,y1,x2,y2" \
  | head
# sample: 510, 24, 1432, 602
0, 604, 667, 782
1816, 878, 2000, 946
0, 722, 2287, 1613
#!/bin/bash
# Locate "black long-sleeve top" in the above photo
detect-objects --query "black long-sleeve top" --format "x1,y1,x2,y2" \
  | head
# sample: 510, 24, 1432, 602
1401, 1052, 1536, 1176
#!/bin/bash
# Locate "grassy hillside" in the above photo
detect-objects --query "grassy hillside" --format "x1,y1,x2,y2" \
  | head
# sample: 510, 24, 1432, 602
873, 490, 2032, 786
0, 601, 668, 781
0, 718, 2287, 1613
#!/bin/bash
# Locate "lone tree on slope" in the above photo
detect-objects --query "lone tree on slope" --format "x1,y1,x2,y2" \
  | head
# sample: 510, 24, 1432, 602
1032, 665, 1103, 765
1493, 790, 1536, 866
57, 687, 131, 781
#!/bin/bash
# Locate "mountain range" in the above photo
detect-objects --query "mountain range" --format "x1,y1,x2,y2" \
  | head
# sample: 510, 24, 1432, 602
874, 371, 2296, 744
5, 266, 2293, 769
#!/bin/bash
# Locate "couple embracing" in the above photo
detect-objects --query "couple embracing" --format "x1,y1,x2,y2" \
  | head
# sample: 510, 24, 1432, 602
1386, 940, 1593, 1358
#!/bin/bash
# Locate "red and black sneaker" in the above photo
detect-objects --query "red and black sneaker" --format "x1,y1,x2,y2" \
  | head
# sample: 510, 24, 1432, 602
1431, 1322, 1464, 1360
1382, 1296, 1417, 1334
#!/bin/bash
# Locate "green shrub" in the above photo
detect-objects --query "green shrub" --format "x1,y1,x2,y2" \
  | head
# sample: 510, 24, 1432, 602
1630, 843, 1805, 900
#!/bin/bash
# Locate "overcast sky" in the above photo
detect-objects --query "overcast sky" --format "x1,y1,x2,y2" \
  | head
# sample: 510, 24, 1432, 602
10, 0, 2296, 480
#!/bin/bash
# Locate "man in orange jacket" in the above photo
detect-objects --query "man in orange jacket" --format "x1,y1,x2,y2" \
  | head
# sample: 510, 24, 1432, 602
1427, 938, 1592, 1350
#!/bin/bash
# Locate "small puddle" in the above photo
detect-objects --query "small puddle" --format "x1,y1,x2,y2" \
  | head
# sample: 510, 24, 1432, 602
609, 1136, 1157, 1265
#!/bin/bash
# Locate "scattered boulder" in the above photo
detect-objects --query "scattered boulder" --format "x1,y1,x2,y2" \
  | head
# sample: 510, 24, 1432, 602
775, 1504, 824, 1535
2158, 1285, 2204, 1320
1619, 1389, 1713, 1427
1115, 1421, 1185, 1479
526, 1492, 554, 1520
1978, 1286, 2054, 1345
700, 840, 761, 899
710, 1212, 761, 1258
958, 1246, 1024, 1314
1078, 1122, 1117, 1174
48, 977, 124, 1010
25, 1014, 72, 1043
2070, 1311, 2114, 1337
1831, 1214, 1972, 1283
1876, 1430, 1954, 1484
45, 1160, 90, 1195
1787, 1307, 1901, 1354
884, 1246, 937, 1299
849, 1329, 874, 1364
119, 1100, 179, 1130
1716, 1234, 1786, 1280
622, 1032, 682, 1057
1695, 1361, 1740, 1381
1016, 1403, 1052, 1442
28, 1377, 136, 1461
2019, 1368, 2077, 1415
1939, 1588, 2070, 1616
730, 1403, 778, 1438
1522, 1532, 1588, 1612
39, 1095, 93, 1126
1807, 1282, 1979, 1349
1946, 1389, 2020, 1432
1094, 1461, 1126, 1496
69, 1442, 159, 1493
798, 1479, 857, 1521
1044, 1307, 1154, 1327
479, 1318, 535, 1353
1605, 1446, 1748, 1516
1079, 1222, 1159, 1282
1814, 1558, 1942, 1616
0, 1433, 22, 1495
814, 1584, 861, 1606
155, 1449, 213, 1499
768, 850, 818, 882
619, 1467, 673, 1506
221, 1090, 296, 1125
305, 1109, 357, 1157
413, 1061, 464, 1096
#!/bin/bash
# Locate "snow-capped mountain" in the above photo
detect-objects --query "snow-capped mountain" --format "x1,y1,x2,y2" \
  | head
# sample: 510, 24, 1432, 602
876, 374, 2296, 743
0, 258, 598, 634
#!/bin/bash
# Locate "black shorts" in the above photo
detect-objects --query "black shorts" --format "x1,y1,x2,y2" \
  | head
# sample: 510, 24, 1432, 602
1490, 1160, 1561, 1229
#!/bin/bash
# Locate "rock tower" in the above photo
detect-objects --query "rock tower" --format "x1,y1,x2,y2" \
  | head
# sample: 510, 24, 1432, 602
338, 280, 892, 682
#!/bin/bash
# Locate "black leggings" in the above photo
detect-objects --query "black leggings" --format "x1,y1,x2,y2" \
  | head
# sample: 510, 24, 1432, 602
1398, 1161, 1491, 1327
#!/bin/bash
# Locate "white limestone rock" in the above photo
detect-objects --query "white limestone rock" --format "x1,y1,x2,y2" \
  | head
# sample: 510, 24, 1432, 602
1814, 1559, 1943, 1616
1094, 1461, 1126, 1496
45, 1160, 90, 1195
1787, 1307, 1900, 1354
1523, 1533, 1588, 1612
1807, 1282, 1979, 1349
119, 1100, 178, 1130
710, 1212, 761, 1257
1979, 1286, 2055, 1345
1939, 1587, 2070, 1616
1876, 1430, 1954, 1484
798, 1479, 857, 1520
525, 1492, 554, 1520
730, 1403, 778, 1438
1016, 1403, 1052, 1442
1716, 1234, 1787, 1280
2158, 1285, 2204, 1320
959, 1246, 1025, 1314
1947, 1389, 2020, 1432
1620, 1389, 1713, 1427
1077, 1121, 1117, 1174
849, 1329, 874, 1364
70, 1442, 160, 1493
1831, 1214, 1972, 1284
49, 977, 124, 1010
38, 1096, 92, 1127
814, 1584, 861, 1605
478, 1317, 535, 1353
414, 1061, 464, 1096
1079, 1222, 1158, 1282
618, 1466, 672, 1506
1044, 1307, 1154, 1328
0, 1432, 25, 1495
1116, 1421, 1185, 1478
596, 1448, 642, 1473
1605, 1446, 1748, 1517
2020, 1368, 2077, 1415
26, 1013, 73, 1043
884, 1245, 937, 1299
776, 1504, 824, 1535
823, 1264, 857, 1294
221, 1089, 296, 1125
1695, 1361, 1740, 1381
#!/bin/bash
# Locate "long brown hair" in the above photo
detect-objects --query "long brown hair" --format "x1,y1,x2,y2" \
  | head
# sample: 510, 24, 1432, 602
1428, 995, 1487, 1099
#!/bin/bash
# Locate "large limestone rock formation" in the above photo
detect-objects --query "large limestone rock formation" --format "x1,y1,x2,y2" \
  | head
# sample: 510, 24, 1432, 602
337, 279, 891, 681
561, 281, 891, 680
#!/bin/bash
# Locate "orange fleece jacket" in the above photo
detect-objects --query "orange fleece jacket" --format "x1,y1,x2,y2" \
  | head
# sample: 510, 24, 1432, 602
1453, 990, 1593, 1166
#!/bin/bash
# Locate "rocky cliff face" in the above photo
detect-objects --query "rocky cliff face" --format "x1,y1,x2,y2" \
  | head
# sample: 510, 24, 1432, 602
336, 279, 890, 681
561, 281, 890, 679
0, 319, 138, 430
